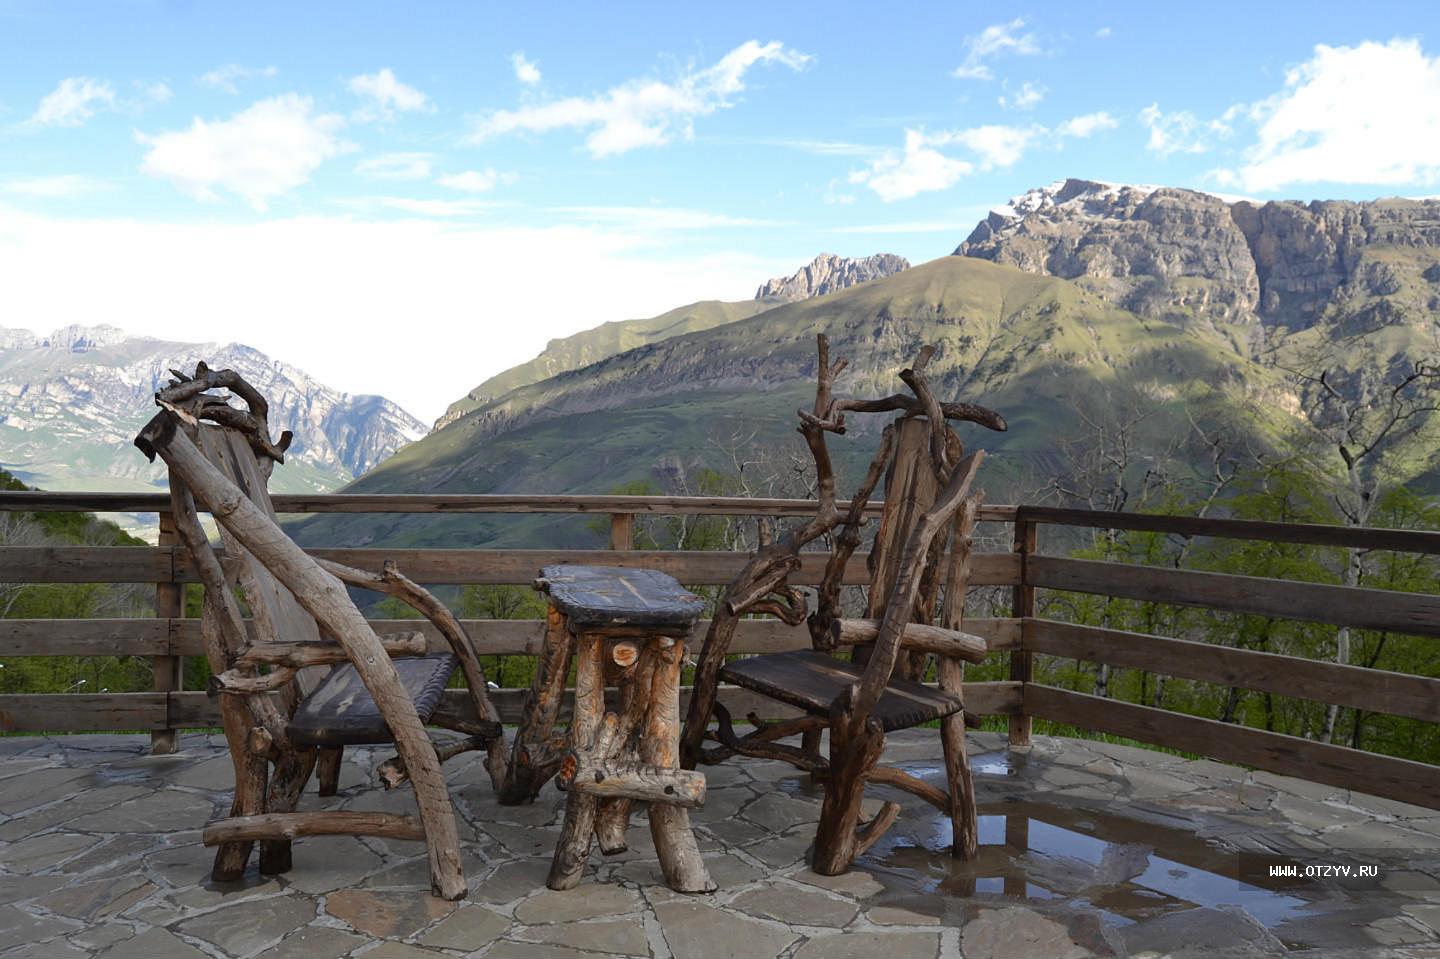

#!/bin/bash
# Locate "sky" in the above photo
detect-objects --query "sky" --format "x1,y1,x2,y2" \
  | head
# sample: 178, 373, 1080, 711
1, 0, 1437, 422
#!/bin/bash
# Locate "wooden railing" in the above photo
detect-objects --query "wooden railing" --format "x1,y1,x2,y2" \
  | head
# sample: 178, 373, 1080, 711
1, 492, 1436, 809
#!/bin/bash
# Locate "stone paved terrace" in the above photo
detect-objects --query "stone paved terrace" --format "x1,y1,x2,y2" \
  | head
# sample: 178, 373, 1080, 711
0, 730, 1437, 959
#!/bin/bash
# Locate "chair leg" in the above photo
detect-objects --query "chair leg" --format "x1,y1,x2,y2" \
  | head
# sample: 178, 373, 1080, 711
213, 712, 270, 881
259, 747, 317, 875
812, 706, 888, 876
938, 660, 978, 859
316, 746, 343, 797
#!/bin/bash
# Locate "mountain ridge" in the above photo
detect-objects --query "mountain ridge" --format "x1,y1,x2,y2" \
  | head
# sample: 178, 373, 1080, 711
431, 251, 911, 431
0, 324, 426, 496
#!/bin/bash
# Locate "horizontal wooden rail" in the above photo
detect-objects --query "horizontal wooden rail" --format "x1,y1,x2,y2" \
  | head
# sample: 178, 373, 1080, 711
1025, 684, 1440, 810
0, 546, 1021, 587
0, 617, 1024, 659
1027, 556, 1440, 638
1025, 619, 1440, 724
0, 490, 1017, 522
1018, 505, 1440, 554
0, 681, 1025, 733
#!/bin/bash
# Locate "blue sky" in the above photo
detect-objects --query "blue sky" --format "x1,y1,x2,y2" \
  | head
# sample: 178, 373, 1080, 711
1, 0, 1436, 419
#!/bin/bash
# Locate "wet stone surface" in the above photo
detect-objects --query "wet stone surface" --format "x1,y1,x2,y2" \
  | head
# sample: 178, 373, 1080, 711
0, 730, 1434, 957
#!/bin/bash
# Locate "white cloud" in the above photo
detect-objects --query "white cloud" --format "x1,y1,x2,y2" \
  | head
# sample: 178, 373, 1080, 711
198, 64, 277, 95
355, 152, 434, 181
25, 77, 115, 127
1096, 27, 1113, 39
952, 18, 1042, 81
138, 94, 348, 210
1, 174, 108, 198
1139, 103, 1232, 157
848, 130, 975, 202
1057, 111, 1119, 139
999, 81, 1045, 110
0, 205, 785, 419
1219, 39, 1440, 192
436, 169, 517, 192
851, 114, 1111, 201
512, 52, 542, 85
953, 124, 1037, 167
348, 68, 433, 122
471, 39, 810, 157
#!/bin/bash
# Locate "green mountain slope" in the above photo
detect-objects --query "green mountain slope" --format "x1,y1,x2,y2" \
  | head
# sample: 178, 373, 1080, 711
295, 257, 1298, 549
432, 298, 772, 430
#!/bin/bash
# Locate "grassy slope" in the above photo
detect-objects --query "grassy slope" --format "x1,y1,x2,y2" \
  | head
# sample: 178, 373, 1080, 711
435, 298, 774, 426
293, 257, 1297, 549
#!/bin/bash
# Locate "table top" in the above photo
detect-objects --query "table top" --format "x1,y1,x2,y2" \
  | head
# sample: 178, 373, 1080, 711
537, 564, 707, 630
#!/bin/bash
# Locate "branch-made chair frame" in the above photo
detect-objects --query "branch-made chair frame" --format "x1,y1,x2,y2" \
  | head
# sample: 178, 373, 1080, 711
679, 335, 1006, 874
135, 364, 504, 900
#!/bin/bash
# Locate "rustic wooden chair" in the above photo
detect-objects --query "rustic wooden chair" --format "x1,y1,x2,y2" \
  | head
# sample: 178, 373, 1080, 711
134, 363, 503, 900
680, 336, 1004, 875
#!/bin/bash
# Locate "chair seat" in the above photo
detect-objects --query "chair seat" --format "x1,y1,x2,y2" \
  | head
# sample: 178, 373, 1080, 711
720, 649, 963, 732
288, 653, 458, 747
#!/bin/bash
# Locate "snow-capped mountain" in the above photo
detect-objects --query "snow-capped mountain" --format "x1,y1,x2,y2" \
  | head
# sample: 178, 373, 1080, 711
0, 325, 426, 497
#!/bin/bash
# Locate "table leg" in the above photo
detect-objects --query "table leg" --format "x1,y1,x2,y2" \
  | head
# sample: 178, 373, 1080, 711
500, 607, 574, 805
595, 674, 635, 855
641, 638, 716, 893
548, 630, 606, 890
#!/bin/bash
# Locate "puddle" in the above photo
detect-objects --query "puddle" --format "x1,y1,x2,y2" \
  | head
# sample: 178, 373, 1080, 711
774, 749, 1392, 943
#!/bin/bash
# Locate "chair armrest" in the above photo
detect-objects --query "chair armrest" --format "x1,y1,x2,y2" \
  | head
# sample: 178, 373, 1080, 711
830, 618, 987, 664
235, 631, 428, 669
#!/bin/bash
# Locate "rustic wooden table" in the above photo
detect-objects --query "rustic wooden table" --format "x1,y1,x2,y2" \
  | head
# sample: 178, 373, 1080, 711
532, 564, 716, 893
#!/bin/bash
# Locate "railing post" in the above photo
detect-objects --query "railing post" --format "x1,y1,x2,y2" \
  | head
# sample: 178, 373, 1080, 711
609, 512, 635, 552
1008, 515, 1037, 748
151, 510, 184, 754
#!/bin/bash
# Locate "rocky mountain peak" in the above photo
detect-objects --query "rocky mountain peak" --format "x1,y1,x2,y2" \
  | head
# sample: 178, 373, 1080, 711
0, 325, 426, 496
39, 324, 133, 352
755, 252, 911, 302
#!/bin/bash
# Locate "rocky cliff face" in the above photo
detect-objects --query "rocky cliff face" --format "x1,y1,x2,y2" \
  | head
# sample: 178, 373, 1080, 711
0, 325, 425, 494
956, 179, 1440, 333
755, 253, 911, 302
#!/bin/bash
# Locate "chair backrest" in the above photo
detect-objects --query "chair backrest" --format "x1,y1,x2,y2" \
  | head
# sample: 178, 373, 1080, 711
194, 423, 325, 704
865, 417, 945, 618
855, 416, 967, 680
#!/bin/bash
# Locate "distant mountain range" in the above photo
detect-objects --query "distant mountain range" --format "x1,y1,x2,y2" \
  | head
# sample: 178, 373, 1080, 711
291, 183, 1440, 551
0, 325, 425, 497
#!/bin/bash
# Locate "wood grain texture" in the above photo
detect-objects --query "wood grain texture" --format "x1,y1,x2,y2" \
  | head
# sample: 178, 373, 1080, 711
831, 618, 988, 662
0, 616, 1022, 658
1025, 619, 1440, 724
0, 545, 1020, 588
721, 649, 965, 731
1027, 555, 1440, 638
203, 811, 425, 844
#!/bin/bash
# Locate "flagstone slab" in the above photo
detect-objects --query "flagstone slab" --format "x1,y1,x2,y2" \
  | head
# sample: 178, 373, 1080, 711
730, 882, 859, 927
418, 903, 511, 949
95, 927, 209, 959
325, 888, 456, 938
792, 930, 942, 959
512, 916, 650, 955
33, 874, 154, 922
254, 924, 367, 959
175, 894, 316, 955
514, 884, 643, 924
653, 900, 797, 959
1, 831, 99, 873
